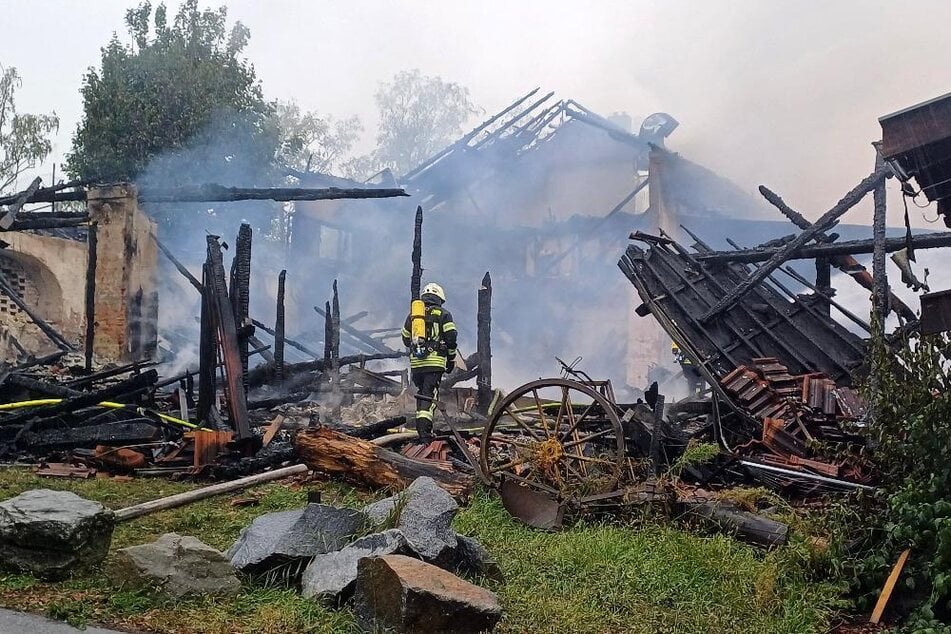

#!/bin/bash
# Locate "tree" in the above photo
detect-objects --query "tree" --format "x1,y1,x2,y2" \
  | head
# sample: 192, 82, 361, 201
0, 65, 59, 194
275, 101, 362, 175
66, 0, 274, 185
357, 69, 480, 179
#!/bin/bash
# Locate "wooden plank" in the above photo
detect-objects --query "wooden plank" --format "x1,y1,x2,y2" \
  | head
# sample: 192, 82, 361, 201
870, 548, 911, 624
262, 414, 286, 447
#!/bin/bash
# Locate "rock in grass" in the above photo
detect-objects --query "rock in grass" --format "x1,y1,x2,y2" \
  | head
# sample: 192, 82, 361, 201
0, 489, 114, 579
226, 504, 366, 578
454, 535, 504, 582
354, 554, 502, 633
301, 529, 409, 603
112, 533, 240, 597
362, 477, 459, 567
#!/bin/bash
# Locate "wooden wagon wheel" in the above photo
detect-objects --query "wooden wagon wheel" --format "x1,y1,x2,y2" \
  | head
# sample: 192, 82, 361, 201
479, 378, 626, 501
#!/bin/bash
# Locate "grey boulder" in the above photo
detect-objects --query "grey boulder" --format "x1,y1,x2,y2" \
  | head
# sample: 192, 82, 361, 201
354, 554, 502, 633
454, 535, 504, 582
301, 529, 409, 603
0, 489, 114, 579
363, 477, 458, 566
112, 533, 240, 597
226, 503, 366, 576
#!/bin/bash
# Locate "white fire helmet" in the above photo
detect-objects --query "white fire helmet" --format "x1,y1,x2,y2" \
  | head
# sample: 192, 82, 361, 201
422, 282, 446, 304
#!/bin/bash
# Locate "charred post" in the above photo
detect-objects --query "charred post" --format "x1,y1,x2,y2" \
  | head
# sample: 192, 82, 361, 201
274, 269, 287, 382
229, 223, 253, 388
196, 263, 216, 423
476, 271, 493, 414
323, 300, 333, 362
83, 222, 98, 370
814, 257, 831, 316
872, 149, 889, 332
411, 205, 423, 301
331, 279, 341, 369
204, 236, 252, 439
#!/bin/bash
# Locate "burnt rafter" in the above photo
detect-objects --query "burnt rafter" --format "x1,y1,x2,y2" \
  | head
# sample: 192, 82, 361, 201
618, 236, 867, 386
10, 184, 408, 205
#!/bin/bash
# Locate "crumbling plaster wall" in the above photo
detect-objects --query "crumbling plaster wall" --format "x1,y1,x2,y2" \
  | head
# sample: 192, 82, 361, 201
0, 183, 158, 364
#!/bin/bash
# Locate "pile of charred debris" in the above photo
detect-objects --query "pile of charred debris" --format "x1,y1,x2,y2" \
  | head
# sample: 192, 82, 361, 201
3, 95, 951, 563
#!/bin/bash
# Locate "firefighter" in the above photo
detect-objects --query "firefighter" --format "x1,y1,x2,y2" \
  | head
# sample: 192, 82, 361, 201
672, 341, 703, 396
401, 282, 457, 444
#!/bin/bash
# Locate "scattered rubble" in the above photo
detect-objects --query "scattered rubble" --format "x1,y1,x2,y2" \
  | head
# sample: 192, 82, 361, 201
353, 554, 503, 634
112, 533, 241, 597
0, 489, 114, 578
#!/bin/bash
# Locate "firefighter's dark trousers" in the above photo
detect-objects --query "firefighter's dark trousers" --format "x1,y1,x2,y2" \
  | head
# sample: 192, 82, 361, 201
412, 369, 442, 441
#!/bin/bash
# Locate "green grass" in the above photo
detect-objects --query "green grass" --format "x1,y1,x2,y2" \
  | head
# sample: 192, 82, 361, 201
0, 469, 845, 633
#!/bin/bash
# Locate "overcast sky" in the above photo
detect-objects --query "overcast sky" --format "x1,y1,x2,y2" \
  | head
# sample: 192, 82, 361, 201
3, 0, 950, 226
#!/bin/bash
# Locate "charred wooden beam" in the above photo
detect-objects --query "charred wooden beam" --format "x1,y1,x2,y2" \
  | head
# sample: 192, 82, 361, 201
0, 369, 158, 428
204, 236, 251, 439
6, 217, 88, 231
151, 233, 203, 292
694, 231, 951, 264
872, 150, 889, 332
759, 183, 916, 322
65, 361, 154, 388
247, 351, 407, 388
476, 272, 493, 414
15, 185, 407, 205
313, 305, 396, 355
138, 185, 407, 203
4, 374, 82, 398
331, 280, 341, 367
84, 222, 98, 370
323, 300, 333, 362
0, 177, 42, 229
702, 165, 891, 320
0, 179, 88, 207
229, 223, 252, 388
197, 263, 216, 422
411, 205, 423, 301
274, 269, 287, 382
251, 319, 319, 358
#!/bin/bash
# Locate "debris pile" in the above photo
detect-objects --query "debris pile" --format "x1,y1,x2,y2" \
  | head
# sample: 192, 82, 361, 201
721, 358, 872, 484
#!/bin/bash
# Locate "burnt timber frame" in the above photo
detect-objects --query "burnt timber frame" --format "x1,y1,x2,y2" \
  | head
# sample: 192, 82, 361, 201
618, 234, 867, 387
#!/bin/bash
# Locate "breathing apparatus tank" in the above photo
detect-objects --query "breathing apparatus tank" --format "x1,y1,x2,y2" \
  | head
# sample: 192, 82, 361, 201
410, 299, 428, 359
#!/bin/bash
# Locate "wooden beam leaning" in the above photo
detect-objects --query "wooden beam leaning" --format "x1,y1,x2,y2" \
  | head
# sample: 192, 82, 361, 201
0, 177, 42, 230
759, 184, 916, 322
702, 164, 890, 321
151, 233, 203, 292
694, 231, 951, 264
204, 236, 251, 440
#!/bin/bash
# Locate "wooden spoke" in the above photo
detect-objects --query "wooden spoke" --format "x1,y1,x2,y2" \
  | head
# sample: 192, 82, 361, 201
504, 405, 544, 441
562, 428, 615, 450
532, 389, 553, 437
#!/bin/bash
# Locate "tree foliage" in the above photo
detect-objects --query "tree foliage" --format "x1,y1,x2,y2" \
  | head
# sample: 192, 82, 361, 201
275, 101, 362, 175
0, 65, 59, 194
355, 69, 480, 179
66, 0, 274, 184
838, 328, 951, 629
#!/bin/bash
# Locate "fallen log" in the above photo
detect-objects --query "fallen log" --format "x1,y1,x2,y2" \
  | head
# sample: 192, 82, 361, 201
294, 426, 473, 498
114, 463, 309, 522
681, 500, 788, 547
